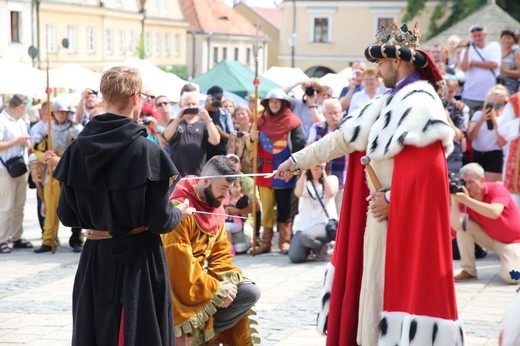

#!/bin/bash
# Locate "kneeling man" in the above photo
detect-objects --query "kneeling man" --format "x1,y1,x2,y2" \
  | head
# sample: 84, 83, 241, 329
162, 155, 261, 345
451, 163, 520, 284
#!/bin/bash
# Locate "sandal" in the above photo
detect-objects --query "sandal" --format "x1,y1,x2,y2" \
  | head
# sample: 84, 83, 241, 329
12, 238, 33, 249
0, 242, 11, 254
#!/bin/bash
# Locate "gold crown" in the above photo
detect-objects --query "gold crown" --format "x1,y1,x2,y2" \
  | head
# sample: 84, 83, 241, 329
376, 22, 421, 50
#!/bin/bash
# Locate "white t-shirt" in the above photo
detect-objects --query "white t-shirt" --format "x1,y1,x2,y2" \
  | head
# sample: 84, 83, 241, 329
296, 177, 338, 231
0, 110, 29, 171
470, 110, 502, 151
348, 89, 377, 115
461, 42, 501, 102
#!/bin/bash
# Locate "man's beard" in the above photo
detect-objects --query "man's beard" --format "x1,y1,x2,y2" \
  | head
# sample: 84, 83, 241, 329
203, 186, 223, 208
382, 69, 399, 89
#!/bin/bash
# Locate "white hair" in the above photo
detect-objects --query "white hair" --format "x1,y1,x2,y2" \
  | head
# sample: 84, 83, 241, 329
460, 163, 485, 178
322, 98, 341, 112
180, 91, 200, 107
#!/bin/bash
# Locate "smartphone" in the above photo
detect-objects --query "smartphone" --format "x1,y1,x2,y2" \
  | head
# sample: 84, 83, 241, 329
484, 103, 494, 130
183, 108, 199, 115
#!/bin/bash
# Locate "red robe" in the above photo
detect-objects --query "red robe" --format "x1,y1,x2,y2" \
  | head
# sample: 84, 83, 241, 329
326, 151, 369, 346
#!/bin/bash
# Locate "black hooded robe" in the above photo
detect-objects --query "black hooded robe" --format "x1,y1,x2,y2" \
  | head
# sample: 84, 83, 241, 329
54, 113, 181, 346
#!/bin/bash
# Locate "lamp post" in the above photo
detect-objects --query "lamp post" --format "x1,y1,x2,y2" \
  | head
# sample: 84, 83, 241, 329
138, 0, 146, 59
289, 32, 297, 68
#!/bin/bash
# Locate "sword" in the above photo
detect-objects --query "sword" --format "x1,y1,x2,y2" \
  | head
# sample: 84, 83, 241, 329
193, 210, 249, 219
360, 155, 382, 190
181, 172, 275, 180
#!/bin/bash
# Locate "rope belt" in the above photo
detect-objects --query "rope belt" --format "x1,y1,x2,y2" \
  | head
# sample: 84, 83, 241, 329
85, 226, 148, 240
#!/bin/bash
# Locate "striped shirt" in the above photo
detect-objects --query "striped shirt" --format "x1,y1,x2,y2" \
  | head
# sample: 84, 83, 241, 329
0, 109, 29, 171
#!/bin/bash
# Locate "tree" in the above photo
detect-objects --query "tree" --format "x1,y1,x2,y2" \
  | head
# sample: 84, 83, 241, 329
404, 0, 520, 38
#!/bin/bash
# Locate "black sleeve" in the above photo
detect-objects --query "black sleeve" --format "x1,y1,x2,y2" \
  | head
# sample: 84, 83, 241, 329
290, 125, 306, 153
145, 180, 182, 234
57, 184, 81, 228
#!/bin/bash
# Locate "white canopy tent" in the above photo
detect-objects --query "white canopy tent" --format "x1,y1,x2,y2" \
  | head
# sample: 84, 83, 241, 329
319, 67, 352, 98
48, 64, 101, 91
0, 58, 46, 97
120, 58, 190, 102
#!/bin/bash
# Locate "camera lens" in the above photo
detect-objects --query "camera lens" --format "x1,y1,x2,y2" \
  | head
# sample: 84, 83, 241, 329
305, 87, 315, 96
236, 132, 244, 138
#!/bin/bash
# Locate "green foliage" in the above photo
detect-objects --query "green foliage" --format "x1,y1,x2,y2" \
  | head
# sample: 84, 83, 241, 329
159, 65, 189, 80
403, 0, 426, 22
406, 0, 520, 39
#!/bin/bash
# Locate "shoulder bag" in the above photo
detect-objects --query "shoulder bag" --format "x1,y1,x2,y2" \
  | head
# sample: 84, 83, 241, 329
309, 181, 338, 240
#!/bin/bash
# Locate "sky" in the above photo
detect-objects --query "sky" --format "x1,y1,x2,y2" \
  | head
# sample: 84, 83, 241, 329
222, 0, 280, 8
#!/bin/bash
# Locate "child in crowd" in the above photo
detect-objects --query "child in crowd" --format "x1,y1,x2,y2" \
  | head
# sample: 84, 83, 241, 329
223, 179, 251, 255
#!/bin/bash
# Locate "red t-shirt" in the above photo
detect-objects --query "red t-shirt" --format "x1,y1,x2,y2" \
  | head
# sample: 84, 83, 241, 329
466, 182, 520, 243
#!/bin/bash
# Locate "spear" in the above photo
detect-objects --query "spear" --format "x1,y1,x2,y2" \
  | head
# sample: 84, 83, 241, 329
250, 20, 262, 256
45, 57, 57, 253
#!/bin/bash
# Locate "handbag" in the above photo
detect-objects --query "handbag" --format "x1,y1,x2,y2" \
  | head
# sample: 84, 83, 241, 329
0, 156, 28, 178
309, 181, 338, 240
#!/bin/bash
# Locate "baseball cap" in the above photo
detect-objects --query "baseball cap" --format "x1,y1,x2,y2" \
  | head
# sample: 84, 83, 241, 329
207, 85, 224, 100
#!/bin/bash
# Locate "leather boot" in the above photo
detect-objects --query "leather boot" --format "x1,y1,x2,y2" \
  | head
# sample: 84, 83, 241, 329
252, 227, 273, 254
278, 222, 292, 254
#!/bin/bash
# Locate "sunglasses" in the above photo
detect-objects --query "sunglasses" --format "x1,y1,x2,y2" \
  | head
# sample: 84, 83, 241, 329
485, 102, 505, 110
156, 101, 169, 107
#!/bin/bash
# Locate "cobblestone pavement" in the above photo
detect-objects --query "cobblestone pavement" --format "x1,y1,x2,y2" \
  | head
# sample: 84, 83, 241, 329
0, 192, 516, 345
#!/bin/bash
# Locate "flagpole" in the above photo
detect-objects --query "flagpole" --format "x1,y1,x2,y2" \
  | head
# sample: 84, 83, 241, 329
45, 56, 57, 253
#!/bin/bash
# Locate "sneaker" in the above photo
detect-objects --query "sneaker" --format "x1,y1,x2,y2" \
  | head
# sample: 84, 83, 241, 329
12, 238, 33, 249
454, 270, 477, 282
34, 245, 53, 253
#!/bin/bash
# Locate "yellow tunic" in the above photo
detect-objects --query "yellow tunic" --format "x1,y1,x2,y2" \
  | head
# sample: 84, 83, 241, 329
161, 202, 257, 345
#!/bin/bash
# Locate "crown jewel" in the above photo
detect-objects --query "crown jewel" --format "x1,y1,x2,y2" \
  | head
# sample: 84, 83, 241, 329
376, 22, 421, 50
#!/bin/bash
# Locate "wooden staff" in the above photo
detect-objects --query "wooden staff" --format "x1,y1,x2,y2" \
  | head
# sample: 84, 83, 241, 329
45, 59, 57, 253
250, 21, 262, 256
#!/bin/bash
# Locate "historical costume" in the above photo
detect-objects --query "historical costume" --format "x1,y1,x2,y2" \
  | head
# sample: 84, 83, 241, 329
302, 23, 464, 345
162, 177, 260, 345
54, 112, 181, 345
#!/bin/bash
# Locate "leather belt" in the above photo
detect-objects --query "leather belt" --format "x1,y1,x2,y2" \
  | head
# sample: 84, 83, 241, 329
85, 226, 148, 240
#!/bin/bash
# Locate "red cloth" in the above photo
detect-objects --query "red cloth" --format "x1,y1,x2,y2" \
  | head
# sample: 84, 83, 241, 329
258, 107, 301, 142
170, 177, 225, 235
417, 49, 444, 93
326, 151, 369, 346
383, 142, 458, 320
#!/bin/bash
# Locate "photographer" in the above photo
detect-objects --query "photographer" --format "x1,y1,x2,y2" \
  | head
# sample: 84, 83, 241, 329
283, 79, 330, 137
163, 91, 220, 176
444, 77, 469, 173
467, 84, 508, 182
204, 86, 234, 159
459, 24, 501, 116
289, 163, 338, 263
227, 106, 254, 174
451, 163, 520, 284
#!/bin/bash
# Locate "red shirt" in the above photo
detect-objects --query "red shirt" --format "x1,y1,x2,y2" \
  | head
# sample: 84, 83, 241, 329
466, 182, 520, 243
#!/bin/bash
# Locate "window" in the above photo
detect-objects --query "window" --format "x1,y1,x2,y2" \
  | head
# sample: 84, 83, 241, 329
313, 17, 329, 43
145, 32, 151, 56
174, 33, 180, 56
129, 31, 136, 55
376, 17, 394, 31
213, 47, 219, 64
117, 30, 125, 55
222, 47, 227, 60
46, 24, 56, 53
246, 48, 251, 64
105, 29, 113, 55
86, 26, 96, 53
154, 0, 160, 11
67, 25, 76, 53
10, 11, 20, 43
155, 33, 161, 56
164, 33, 171, 56
234, 47, 239, 61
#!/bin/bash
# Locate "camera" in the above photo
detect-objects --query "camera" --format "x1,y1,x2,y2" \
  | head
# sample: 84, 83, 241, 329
211, 99, 221, 107
484, 103, 494, 130
183, 108, 199, 115
305, 86, 315, 96
142, 117, 151, 125
236, 131, 244, 138
449, 173, 465, 194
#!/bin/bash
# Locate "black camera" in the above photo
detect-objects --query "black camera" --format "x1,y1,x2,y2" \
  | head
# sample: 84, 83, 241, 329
236, 131, 244, 138
449, 173, 465, 194
484, 103, 494, 130
142, 117, 151, 125
305, 86, 315, 96
211, 99, 221, 107
183, 108, 199, 115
